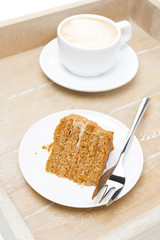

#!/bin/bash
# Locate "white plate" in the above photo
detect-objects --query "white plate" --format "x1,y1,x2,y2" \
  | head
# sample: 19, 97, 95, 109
39, 38, 138, 92
19, 110, 143, 208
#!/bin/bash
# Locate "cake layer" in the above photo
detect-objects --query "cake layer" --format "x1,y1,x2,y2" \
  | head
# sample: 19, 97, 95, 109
46, 114, 114, 185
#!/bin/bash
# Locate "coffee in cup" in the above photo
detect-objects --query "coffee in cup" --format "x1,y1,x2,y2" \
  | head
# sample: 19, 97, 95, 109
60, 17, 118, 49
57, 14, 132, 77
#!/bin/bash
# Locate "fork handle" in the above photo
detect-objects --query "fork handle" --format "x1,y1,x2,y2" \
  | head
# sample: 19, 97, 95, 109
122, 97, 150, 154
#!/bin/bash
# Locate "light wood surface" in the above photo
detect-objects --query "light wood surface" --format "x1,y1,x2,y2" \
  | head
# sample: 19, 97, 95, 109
130, 0, 160, 42
0, 1, 160, 240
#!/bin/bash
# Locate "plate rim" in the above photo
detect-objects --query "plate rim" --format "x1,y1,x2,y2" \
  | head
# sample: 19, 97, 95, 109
39, 38, 139, 92
19, 109, 143, 208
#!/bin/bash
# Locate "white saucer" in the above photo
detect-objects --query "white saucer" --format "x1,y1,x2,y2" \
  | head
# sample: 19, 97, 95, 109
39, 38, 138, 92
19, 109, 143, 208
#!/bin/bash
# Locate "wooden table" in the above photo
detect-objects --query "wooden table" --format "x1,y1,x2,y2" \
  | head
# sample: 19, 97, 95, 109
0, 0, 160, 239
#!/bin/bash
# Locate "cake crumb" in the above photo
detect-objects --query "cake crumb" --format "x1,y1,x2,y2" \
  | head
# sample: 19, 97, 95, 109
42, 145, 48, 150
42, 143, 53, 152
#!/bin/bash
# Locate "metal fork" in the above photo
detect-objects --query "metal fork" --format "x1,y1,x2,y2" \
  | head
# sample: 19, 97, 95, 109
92, 97, 150, 205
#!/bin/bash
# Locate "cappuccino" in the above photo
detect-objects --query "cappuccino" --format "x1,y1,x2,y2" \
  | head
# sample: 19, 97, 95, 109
60, 17, 118, 48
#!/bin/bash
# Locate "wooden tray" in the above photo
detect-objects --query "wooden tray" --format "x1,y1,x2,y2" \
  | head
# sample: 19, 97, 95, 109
0, 0, 160, 239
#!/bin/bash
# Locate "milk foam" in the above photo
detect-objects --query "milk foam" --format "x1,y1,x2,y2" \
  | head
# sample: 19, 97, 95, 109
61, 17, 118, 48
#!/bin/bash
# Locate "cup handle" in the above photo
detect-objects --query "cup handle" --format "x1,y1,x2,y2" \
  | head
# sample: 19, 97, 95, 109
116, 20, 132, 45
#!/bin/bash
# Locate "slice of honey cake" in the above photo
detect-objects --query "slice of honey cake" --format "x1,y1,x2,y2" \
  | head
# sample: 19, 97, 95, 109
46, 114, 114, 185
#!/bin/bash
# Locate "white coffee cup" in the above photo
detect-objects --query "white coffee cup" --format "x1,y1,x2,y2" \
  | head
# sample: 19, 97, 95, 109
57, 14, 132, 77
